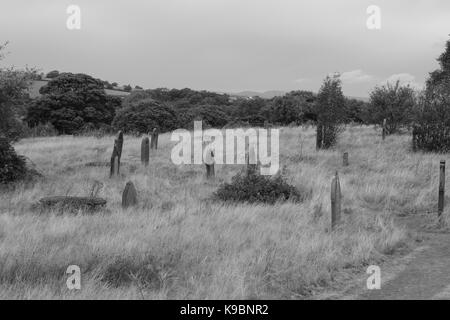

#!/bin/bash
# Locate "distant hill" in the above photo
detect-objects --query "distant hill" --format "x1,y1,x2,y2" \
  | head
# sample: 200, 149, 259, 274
230, 90, 286, 99
229, 90, 369, 102
27, 80, 131, 99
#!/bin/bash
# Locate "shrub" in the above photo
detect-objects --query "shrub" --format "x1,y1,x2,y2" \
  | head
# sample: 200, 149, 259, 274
368, 80, 415, 134
0, 137, 28, 184
112, 98, 179, 134
45, 70, 60, 79
214, 171, 301, 204
412, 86, 450, 152
315, 74, 346, 149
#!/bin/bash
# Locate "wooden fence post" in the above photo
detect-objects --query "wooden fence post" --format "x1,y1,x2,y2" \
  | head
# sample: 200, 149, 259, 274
205, 149, 215, 179
438, 160, 445, 221
382, 119, 387, 141
141, 137, 149, 166
316, 122, 323, 150
331, 171, 342, 230
343, 152, 349, 167
412, 127, 417, 152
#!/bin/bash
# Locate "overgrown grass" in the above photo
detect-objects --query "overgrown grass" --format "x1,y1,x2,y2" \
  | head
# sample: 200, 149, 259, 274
1, 125, 438, 299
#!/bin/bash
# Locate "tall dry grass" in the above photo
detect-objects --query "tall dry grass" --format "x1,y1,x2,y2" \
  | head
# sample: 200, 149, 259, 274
1, 124, 441, 299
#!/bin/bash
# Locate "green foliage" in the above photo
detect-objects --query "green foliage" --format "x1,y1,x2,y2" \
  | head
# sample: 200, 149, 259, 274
0, 137, 27, 184
412, 38, 450, 152
214, 171, 301, 204
45, 70, 60, 79
369, 80, 415, 134
315, 75, 346, 148
179, 105, 230, 128
260, 91, 316, 125
26, 73, 115, 134
112, 98, 178, 133
0, 49, 36, 142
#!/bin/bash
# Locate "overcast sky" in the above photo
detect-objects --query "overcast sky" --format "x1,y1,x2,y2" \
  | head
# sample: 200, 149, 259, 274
1, 0, 449, 97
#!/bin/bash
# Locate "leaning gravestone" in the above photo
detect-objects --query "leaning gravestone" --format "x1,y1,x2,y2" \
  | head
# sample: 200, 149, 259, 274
116, 130, 124, 160
122, 181, 138, 208
150, 128, 159, 150
110, 144, 120, 177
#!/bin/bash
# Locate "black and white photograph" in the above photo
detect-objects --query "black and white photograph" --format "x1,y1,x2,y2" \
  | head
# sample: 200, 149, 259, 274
1, 0, 450, 307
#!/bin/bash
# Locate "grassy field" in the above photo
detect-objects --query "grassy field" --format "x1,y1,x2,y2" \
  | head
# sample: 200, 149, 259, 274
1, 124, 445, 299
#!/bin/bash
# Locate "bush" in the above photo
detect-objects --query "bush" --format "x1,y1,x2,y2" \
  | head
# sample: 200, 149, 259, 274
412, 86, 450, 152
368, 80, 415, 134
214, 171, 301, 204
0, 137, 28, 184
112, 98, 179, 134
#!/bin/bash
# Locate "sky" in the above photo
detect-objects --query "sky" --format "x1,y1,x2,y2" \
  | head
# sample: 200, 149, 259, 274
1, 0, 449, 97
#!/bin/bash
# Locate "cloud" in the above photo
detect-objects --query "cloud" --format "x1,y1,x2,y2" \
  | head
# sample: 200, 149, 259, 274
383, 73, 423, 89
340, 70, 374, 84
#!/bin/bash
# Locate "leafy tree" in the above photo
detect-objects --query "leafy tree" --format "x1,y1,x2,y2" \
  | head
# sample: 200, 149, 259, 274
315, 74, 346, 148
123, 84, 132, 92
45, 70, 60, 79
368, 80, 415, 134
26, 73, 115, 134
179, 105, 230, 128
0, 44, 32, 183
413, 38, 450, 152
112, 98, 178, 133
0, 43, 36, 141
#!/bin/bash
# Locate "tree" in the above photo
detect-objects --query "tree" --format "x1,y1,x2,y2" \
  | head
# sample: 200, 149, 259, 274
45, 70, 60, 79
26, 73, 115, 134
123, 84, 132, 92
0, 43, 32, 183
315, 74, 346, 148
368, 80, 415, 134
0, 43, 36, 141
179, 105, 230, 128
112, 98, 178, 134
413, 38, 450, 152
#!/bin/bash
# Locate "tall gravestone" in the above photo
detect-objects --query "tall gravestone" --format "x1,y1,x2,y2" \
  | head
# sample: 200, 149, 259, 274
141, 137, 150, 166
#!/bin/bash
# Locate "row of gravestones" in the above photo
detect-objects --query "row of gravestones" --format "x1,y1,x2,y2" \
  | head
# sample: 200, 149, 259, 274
109, 129, 159, 209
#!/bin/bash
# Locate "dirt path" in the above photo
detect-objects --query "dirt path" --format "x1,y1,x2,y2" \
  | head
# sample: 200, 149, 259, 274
316, 213, 450, 300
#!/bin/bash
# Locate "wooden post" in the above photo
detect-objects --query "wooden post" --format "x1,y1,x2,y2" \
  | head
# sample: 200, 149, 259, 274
331, 171, 342, 230
316, 122, 323, 150
382, 119, 387, 141
412, 127, 417, 152
438, 160, 445, 221
205, 149, 215, 179
122, 181, 138, 208
343, 152, 349, 167
141, 137, 149, 166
